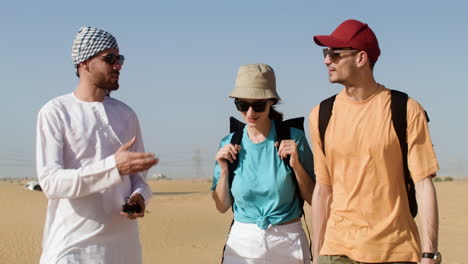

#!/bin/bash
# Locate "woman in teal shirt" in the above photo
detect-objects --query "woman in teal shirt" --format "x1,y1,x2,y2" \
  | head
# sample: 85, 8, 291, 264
212, 63, 316, 264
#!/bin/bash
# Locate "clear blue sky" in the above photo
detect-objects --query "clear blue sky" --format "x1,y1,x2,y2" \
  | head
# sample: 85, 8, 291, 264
1, 0, 467, 179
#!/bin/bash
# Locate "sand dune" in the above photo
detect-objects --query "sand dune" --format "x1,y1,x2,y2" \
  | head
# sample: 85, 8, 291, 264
0, 179, 466, 263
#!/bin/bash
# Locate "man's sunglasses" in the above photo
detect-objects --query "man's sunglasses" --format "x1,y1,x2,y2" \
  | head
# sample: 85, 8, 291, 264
234, 99, 269, 112
322, 48, 358, 59
101, 54, 125, 66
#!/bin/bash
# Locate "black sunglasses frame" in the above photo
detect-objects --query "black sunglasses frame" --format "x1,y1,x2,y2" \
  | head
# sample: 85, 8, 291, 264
322, 48, 358, 59
101, 54, 125, 66
234, 99, 269, 113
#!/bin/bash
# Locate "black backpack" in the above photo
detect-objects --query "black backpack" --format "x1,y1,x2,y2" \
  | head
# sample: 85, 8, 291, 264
221, 116, 312, 263
318, 90, 429, 218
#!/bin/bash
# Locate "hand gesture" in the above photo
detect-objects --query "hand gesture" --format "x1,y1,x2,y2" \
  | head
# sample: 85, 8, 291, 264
120, 192, 145, 219
275, 139, 300, 169
115, 137, 159, 176
215, 144, 241, 171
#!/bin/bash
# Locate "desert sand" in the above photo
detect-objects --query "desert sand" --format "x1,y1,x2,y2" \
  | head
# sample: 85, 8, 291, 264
0, 179, 466, 263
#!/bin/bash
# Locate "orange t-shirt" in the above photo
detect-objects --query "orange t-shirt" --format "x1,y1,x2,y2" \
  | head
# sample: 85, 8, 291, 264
309, 86, 439, 263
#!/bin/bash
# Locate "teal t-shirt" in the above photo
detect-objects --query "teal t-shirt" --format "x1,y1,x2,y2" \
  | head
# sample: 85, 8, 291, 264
211, 120, 315, 229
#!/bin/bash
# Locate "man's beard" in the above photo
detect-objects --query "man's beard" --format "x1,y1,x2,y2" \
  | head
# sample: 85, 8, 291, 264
99, 80, 119, 91
93, 71, 119, 91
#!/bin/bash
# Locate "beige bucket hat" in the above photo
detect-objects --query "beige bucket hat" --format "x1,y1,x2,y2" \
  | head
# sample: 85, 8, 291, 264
229, 63, 281, 100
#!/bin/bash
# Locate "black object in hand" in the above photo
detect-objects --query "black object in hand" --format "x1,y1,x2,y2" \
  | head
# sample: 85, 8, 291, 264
122, 203, 142, 214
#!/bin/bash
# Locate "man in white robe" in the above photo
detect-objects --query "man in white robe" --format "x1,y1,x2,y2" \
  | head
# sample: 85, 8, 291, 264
36, 26, 158, 264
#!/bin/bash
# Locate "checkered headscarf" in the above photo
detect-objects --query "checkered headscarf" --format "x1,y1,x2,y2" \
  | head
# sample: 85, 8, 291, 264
71, 26, 119, 69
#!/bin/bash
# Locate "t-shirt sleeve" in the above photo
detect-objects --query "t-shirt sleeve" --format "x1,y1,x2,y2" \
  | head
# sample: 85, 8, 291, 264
406, 99, 439, 181
308, 106, 332, 185
292, 128, 316, 181
211, 133, 233, 190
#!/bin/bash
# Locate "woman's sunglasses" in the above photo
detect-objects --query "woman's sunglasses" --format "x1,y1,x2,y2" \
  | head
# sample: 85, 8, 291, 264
234, 99, 269, 112
101, 54, 125, 66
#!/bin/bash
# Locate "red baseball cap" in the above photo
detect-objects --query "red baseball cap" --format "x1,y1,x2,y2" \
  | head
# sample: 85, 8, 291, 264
314, 19, 380, 63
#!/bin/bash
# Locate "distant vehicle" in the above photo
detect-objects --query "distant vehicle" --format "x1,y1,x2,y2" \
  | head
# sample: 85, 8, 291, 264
25, 181, 42, 191
149, 173, 171, 180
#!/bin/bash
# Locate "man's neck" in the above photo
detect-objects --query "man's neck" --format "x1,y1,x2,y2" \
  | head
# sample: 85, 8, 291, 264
74, 81, 106, 102
344, 79, 380, 102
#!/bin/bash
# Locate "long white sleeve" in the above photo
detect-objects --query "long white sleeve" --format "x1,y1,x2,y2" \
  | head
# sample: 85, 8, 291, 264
36, 106, 122, 199
128, 115, 152, 202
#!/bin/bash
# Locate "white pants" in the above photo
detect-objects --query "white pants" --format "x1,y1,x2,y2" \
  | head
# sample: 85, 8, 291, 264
223, 220, 311, 264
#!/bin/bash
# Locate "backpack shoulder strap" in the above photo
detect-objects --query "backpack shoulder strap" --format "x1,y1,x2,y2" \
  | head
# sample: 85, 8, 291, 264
390, 90, 418, 218
228, 117, 245, 202
230, 116, 245, 135
275, 117, 312, 260
318, 95, 336, 155
275, 117, 304, 143
274, 117, 305, 165
281, 117, 305, 132
274, 118, 305, 207
390, 90, 408, 143
220, 117, 245, 263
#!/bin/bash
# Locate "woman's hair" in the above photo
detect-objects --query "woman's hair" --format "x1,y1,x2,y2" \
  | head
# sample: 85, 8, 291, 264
268, 99, 283, 121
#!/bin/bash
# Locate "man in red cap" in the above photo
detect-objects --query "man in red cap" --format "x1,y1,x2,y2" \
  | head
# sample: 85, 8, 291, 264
308, 19, 441, 264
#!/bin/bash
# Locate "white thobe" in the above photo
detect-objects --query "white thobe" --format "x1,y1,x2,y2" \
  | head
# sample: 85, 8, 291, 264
36, 93, 152, 264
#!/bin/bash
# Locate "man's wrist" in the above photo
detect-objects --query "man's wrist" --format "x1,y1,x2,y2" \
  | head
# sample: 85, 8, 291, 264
422, 252, 442, 264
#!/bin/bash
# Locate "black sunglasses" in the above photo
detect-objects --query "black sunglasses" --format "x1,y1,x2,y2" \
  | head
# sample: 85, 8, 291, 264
322, 48, 358, 59
101, 54, 125, 66
234, 99, 269, 112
